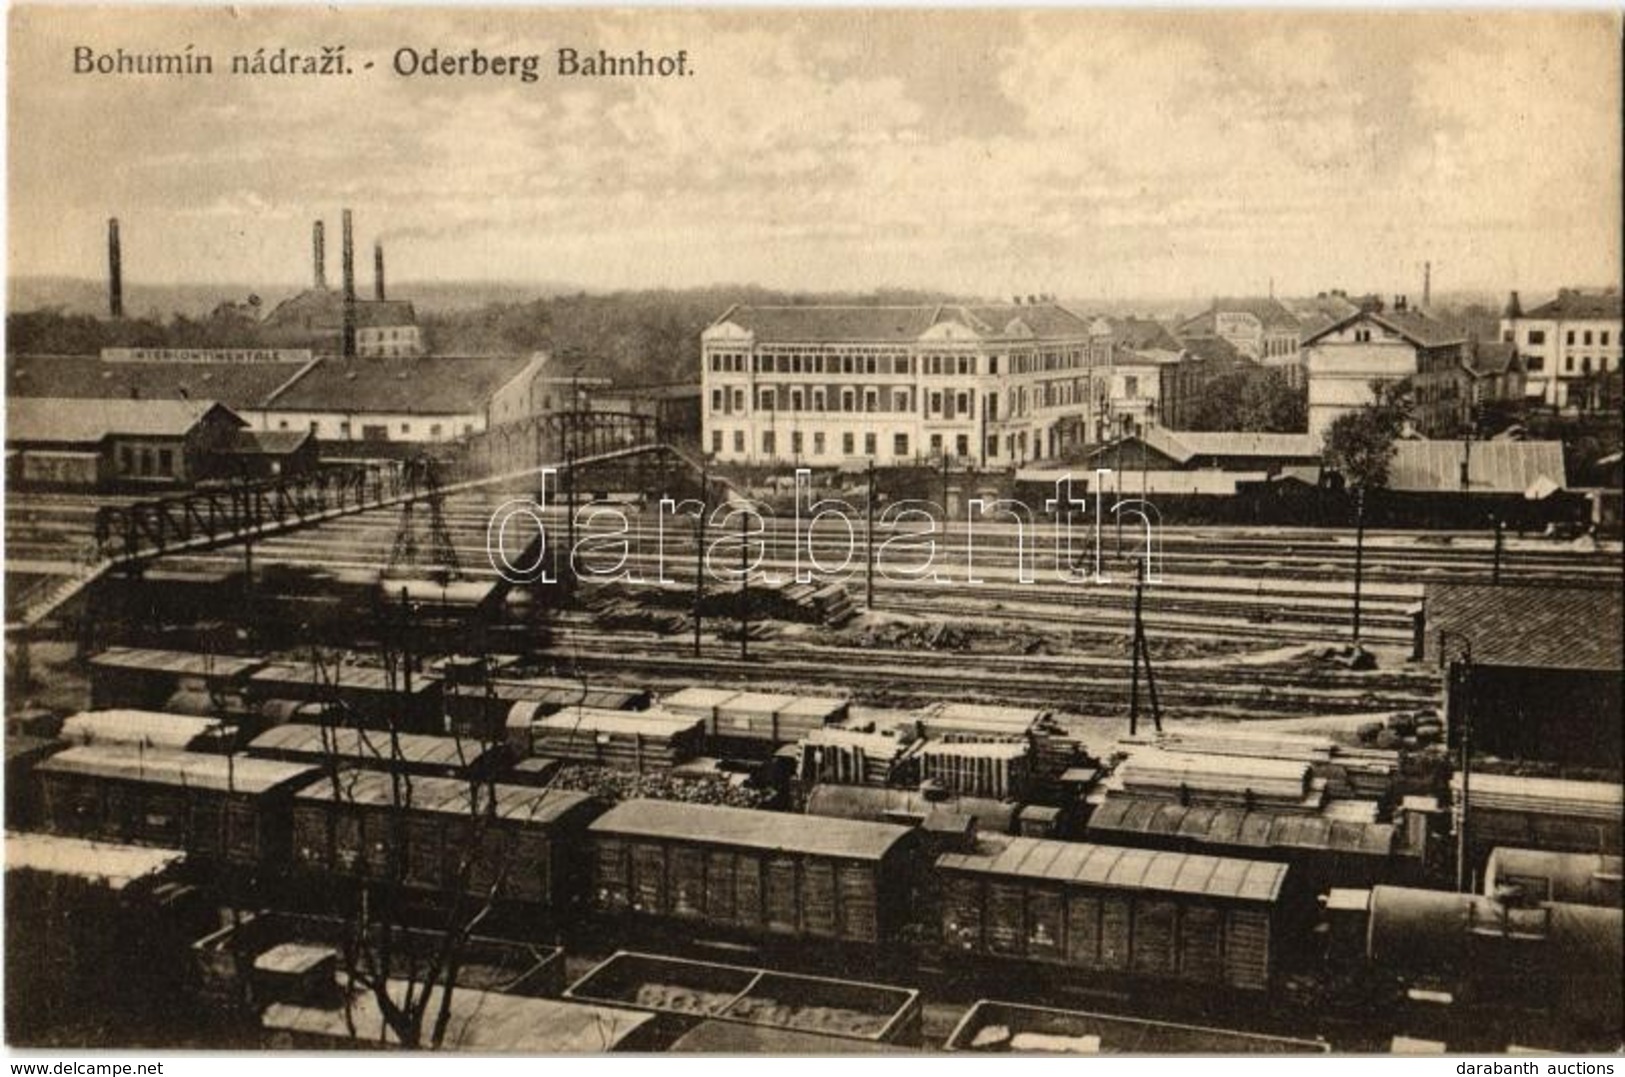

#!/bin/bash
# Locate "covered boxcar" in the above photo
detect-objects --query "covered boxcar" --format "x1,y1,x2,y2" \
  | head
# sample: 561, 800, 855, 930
588, 799, 917, 945
245, 723, 505, 780
290, 771, 601, 906
937, 837, 1293, 991
35, 746, 321, 863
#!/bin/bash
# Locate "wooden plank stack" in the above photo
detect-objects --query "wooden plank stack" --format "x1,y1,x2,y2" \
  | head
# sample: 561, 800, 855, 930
1126, 729, 1399, 804
1453, 773, 1623, 821
1116, 750, 1324, 813
663, 688, 849, 745
919, 741, 1031, 801
528, 708, 704, 771
800, 727, 912, 787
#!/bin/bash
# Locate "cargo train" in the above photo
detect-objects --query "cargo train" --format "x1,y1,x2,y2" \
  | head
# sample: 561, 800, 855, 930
19, 742, 1622, 1043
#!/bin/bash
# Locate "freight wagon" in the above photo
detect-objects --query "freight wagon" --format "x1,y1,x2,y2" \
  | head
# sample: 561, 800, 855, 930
1085, 794, 1416, 890
563, 950, 923, 1044
245, 722, 507, 780
447, 678, 650, 740
87, 647, 267, 712
937, 837, 1294, 992
943, 999, 1329, 1053
60, 710, 237, 753
1452, 773, 1623, 871
35, 746, 322, 863
246, 662, 444, 732
290, 771, 601, 906
589, 799, 918, 945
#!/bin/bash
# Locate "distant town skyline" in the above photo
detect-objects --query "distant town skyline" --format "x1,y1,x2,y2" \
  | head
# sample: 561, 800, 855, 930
9, 7, 1621, 301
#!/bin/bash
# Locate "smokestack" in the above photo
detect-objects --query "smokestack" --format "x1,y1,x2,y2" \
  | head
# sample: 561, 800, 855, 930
107, 217, 123, 319
313, 220, 327, 290
374, 242, 385, 302
1423, 261, 1431, 309
341, 209, 356, 359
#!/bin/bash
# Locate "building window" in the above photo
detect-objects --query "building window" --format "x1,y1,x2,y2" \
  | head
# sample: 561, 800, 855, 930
1599, 331, 1610, 346
1582, 357, 1592, 374
792, 432, 804, 455
1584, 330, 1594, 346
989, 356, 999, 375
864, 390, 878, 413
1526, 356, 1545, 372
1566, 356, 1575, 372
893, 390, 908, 412
894, 433, 909, 457
930, 434, 943, 455
279, 420, 290, 430
339, 421, 351, 437
930, 391, 943, 415
1502, 329, 1514, 343
790, 389, 803, 411
430, 423, 443, 438
157, 449, 173, 476
842, 432, 855, 455
1567, 330, 1576, 345
760, 388, 775, 410
712, 389, 724, 412
734, 431, 745, 453
894, 357, 910, 375
814, 432, 826, 455
957, 392, 971, 417
986, 435, 998, 458
956, 434, 970, 458
140, 449, 154, 477
813, 389, 826, 411
733, 389, 745, 411
1528, 330, 1546, 345
308, 421, 320, 436
864, 433, 877, 456
120, 447, 134, 473
1125, 375, 1139, 398
841, 390, 855, 413
762, 431, 775, 455
401, 423, 411, 434
463, 423, 474, 436
712, 430, 723, 453
1355, 329, 1372, 343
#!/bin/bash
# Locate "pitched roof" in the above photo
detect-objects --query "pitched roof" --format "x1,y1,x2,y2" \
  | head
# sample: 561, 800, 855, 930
708, 303, 1090, 344
1424, 583, 1622, 671
1143, 427, 1322, 463
1180, 297, 1302, 334
38, 745, 320, 794
6, 355, 315, 410
1465, 341, 1522, 377
225, 428, 313, 455
1522, 289, 1623, 322
1302, 308, 1466, 349
1100, 317, 1184, 351
589, 798, 912, 861
1388, 439, 1565, 494
261, 289, 417, 331
6, 397, 243, 444
936, 836, 1289, 903
262, 355, 535, 415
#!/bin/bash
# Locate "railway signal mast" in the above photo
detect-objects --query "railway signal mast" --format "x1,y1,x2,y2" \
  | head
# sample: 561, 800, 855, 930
1127, 555, 1162, 737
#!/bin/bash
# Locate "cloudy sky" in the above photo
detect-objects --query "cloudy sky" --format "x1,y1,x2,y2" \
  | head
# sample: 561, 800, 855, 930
8, 7, 1621, 300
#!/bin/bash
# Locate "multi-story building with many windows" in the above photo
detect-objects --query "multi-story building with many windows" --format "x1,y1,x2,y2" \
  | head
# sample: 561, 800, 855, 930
700, 302, 1095, 467
1499, 289, 1622, 409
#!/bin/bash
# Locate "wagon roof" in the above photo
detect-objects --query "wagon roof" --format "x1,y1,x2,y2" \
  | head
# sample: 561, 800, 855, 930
295, 770, 595, 823
590, 798, 912, 861
533, 708, 701, 736
37, 745, 320, 795
247, 723, 495, 767
88, 646, 264, 678
249, 663, 440, 694
937, 836, 1289, 903
1089, 795, 1395, 856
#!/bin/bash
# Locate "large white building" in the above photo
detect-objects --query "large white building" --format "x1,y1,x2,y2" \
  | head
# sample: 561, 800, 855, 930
1499, 289, 1622, 408
700, 303, 1097, 467
1302, 302, 1467, 442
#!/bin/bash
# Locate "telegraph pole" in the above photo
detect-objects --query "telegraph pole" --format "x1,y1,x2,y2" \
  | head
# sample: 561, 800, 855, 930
693, 465, 707, 657
1352, 486, 1367, 642
1492, 515, 1505, 585
1129, 556, 1145, 737
737, 509, 749, 661
865, 458, 876, 610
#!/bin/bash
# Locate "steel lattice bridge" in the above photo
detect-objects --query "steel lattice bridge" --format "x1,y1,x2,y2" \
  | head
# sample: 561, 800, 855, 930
9, 414, 692, 631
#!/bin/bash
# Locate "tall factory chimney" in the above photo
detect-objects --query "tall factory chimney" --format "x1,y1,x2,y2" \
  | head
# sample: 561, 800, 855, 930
313, 220, 327, 290
1422, 261, 1432, 310
374, 242, 386, 301
341, 209, 357, 359
107, 217, 124, 319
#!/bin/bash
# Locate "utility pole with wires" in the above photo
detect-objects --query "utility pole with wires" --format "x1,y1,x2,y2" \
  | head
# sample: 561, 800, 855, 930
693, 464, 707, 657
1352, 485, 1367, 642
865, 458, 876, 610
1439, 630, 1474, 892
1127, 556, 1162, 738
737, 509, 750, 661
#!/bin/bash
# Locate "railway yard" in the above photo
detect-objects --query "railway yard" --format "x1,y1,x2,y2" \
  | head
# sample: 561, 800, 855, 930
5, 477, 1623, 1054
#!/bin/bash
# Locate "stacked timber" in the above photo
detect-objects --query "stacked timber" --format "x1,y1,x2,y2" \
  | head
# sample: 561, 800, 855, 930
918, 741, 1030, 800
663, 688, 849, 745
1129, 729, 1399, 803
1116, 750, 1324, 814
528, 709, 704, 771
801, 727, 912, 787
917, 702, 1046, 742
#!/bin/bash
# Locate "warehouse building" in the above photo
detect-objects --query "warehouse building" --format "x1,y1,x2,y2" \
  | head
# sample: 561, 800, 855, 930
5, 397, 248, 488
1422, 583, 1623, 769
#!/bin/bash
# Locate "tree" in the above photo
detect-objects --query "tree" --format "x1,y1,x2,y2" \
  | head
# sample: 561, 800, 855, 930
1184, 367, 1307, 433
1323, 378, 1413, 492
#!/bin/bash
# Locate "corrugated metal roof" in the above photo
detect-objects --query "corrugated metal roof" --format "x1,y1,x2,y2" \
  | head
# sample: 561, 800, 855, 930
247, 723, 494, 768
1088, 795, 1397, 857
250, 663, 440, 693
590, 799, 911, 861
1389, 440, 1566, 494
7, 398, 242, 444
296, 769, 595, 824
939, 836, 1288, 902
38, 745, 319, 795
1424, 583, 1621, 671
534, 708, 700, 736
